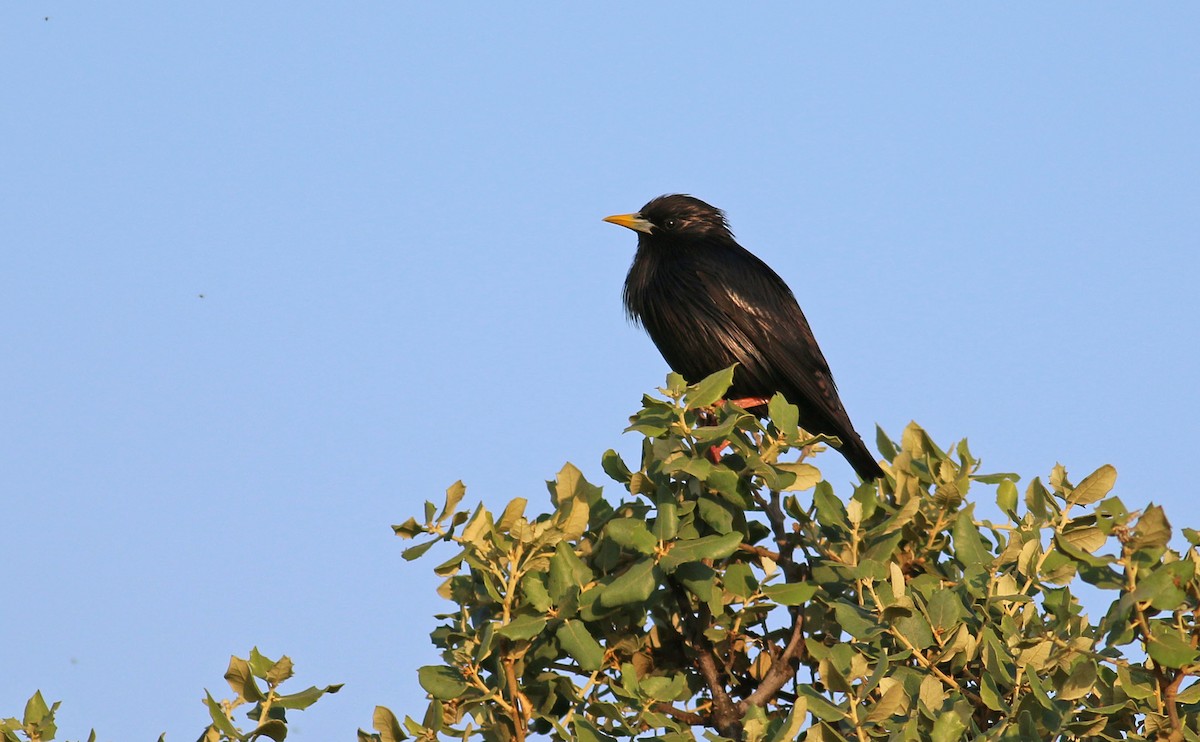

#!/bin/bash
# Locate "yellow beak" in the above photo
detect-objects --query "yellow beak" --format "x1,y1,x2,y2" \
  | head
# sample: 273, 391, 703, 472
602, 212, 655, 235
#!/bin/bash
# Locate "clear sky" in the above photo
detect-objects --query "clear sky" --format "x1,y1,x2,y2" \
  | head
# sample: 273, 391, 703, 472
2, 4, 1197, 739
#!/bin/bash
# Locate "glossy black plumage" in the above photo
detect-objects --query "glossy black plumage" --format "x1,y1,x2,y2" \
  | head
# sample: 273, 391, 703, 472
605, 194, 884, 481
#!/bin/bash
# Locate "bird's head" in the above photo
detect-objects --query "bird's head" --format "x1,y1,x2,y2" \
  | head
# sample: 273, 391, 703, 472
603, 194, 734, 243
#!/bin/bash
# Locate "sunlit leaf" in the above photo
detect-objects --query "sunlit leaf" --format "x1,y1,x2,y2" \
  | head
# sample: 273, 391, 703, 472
599, 558, 657, 607
557, 620, 604, 671
604, 518, 657, 555
723, 562, 757, 600
767, 393, 799, 435
371, 706, 407, 742
496, 614, 547, 641
225, 655, 266, 702
417, 666, 468, 700
659, 532, 743, 572
686, 366, 737, 408
762, 582, 818, 606
776, 461, 821, 491
1067, 464, 1117, 506
1057, 660, 1096, 701
437, 481, 466, 523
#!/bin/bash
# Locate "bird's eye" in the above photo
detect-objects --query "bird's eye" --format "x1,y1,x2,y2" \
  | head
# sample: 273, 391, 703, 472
663, 218, 678, 230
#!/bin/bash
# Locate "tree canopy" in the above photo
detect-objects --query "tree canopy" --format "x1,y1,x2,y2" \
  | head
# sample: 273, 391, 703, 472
8, 369, 1200, 742
380, 368, 1200, 742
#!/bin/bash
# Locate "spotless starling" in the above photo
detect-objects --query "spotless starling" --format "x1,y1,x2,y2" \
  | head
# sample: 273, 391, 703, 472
604, 194, 884, 481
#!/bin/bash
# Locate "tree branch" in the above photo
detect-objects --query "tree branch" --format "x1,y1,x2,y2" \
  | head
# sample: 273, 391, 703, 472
739, 604, 806, 711
650, 702, 707, 727
670, 580, 743, 738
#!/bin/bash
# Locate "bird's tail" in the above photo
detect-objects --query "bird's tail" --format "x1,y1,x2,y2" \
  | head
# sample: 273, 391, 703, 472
840, 436, 886, 482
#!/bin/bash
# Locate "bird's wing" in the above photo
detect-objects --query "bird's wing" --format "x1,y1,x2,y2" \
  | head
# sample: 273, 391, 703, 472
691, 253, 854, 432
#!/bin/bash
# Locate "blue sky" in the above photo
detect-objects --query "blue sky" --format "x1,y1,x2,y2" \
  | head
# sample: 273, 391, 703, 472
2, 4, 1197, 739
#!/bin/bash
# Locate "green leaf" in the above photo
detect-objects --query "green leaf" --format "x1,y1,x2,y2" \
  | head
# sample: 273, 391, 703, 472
659, 532, 744, 572
654, 487, 679, 540
601, 449, 632, 484
865, 681, 909, 724
392, 517, 423, 539
1116, 664, 1155, 700
521, 573, 553, 612
1147, 623, 1199, 668
925, 590, 963, 632
604, 518, 657, 555
557, 619, 605, 671
371, 706, 407, 742
599, 558, 657, 606
1130, 504, 1171, 553
417, 666, 468, 700
549, 542, 591, 600
776, 462, 821, 491
765, 696, 807, 742
833, 600, 884, 640
687, 366, 737, 408
1057, 660, 1097, 701
973, 471, 1020, 485
557, 497, 591, 541
437, 480, 466, 523
572, 718, 618, 742
980, 672, 1007, 712
552, 462, 603, 509
422, 699, 443, 733
1025, 477, 1050, 518
204, 690, 241, 739
705, 467, 741, 500
952, 505, 990, 566
266, 655, 295, 686
797, 685, 847, 722
1068, 464, 1117, 506
250, 719, 288, 741
892, 612, 934, 649
496, 614, 548, 641
225, 655, 267, 702
1059, 522, 1106, 554
697, 495, 735, 534
996, 479, 1018, 515
768, 393, 799, 435
724, 562, 757, 600
742, 703, 769, 742
458, 505, 491, 547
639, 675, 684, 702
674, 561, 716, 601
272, 683, 342, 710
401, 538, 438, 561
813, 481, 849, 533
762, 582, 818, 606
875, 426, 897, 461
21, 691, 51, 728
496, 497, 528, 531
1131, 560, 1193, 611
930, 710, 967, 742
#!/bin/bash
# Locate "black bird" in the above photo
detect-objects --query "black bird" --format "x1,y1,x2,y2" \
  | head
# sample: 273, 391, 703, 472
604, 194, 884, 481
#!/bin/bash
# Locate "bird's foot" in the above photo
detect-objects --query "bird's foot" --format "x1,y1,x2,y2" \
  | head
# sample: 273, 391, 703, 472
723, 396, 771, 410
706, 442, 729, 464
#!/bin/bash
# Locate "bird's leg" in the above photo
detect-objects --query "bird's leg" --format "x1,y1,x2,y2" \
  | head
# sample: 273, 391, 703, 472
702, 398, 771, 463
727, 396, 771, 410
704, 397, 772, 463
695, 407, 727, 464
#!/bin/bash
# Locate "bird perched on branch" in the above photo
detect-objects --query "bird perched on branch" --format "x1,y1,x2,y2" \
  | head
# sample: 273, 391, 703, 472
604, 194, 884, 481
